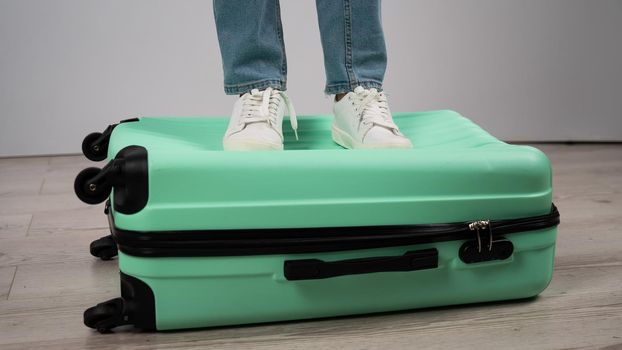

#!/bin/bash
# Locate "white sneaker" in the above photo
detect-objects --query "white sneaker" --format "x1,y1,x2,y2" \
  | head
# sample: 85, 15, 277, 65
332, 86, 413, 149
223, 87, 298, 151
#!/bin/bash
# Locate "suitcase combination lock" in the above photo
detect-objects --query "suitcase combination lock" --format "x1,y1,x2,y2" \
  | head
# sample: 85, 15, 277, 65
459, 220, 514, 264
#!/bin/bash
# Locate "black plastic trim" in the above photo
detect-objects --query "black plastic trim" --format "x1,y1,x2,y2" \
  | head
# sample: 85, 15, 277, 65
284, 249, 438, 280
120, 272, 156, 330
112, 146, 149, 215
110, 204, 559, 257
83, 272, 155, 332
120, 117, 140, 124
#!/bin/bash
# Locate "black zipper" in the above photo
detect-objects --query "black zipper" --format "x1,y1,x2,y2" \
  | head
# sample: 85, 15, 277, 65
109, 204, 559, 257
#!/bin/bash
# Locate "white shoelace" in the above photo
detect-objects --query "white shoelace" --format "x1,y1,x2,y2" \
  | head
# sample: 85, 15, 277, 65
240, 87, 298, 140
351, 86, 399, 133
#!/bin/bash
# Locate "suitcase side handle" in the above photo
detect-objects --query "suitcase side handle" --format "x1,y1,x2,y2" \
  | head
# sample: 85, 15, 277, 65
283, 248, 438, 281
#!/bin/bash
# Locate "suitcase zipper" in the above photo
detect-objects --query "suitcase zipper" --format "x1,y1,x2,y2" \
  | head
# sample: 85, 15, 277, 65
110, 204, 559, 259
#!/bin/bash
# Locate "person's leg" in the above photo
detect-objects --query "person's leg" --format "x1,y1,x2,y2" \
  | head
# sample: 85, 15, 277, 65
315, 0, 387, 96
214, 0, 296, 150
213, 0, 287, 95
316, 0, 411, 149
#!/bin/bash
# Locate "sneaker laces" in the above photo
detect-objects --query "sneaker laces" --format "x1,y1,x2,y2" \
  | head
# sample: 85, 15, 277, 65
352, 86, 400, 133
240, 87, 298, 140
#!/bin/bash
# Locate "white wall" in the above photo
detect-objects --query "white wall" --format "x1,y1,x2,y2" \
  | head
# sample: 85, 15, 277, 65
1, 0, 621, 157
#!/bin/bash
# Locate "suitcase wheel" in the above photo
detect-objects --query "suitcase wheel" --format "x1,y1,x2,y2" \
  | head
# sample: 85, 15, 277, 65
82, 121, 140, 162
84, 298, 128, 333
82, 132, 109, 162
90, 235, 118, 260
74, 167, 112, 204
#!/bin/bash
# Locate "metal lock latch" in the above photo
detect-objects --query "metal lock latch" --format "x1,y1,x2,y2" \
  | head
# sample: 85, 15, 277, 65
459, 220, 514, 264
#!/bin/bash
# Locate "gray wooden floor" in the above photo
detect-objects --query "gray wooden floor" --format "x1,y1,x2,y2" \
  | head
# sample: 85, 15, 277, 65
0, 144, 621, 349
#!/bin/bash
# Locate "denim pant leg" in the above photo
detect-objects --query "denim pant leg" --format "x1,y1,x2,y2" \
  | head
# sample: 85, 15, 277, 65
213, 0, 287, 95
316, 0, 387, 95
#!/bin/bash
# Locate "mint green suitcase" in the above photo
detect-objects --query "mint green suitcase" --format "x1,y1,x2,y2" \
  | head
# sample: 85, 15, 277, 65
75, 110, 559, 332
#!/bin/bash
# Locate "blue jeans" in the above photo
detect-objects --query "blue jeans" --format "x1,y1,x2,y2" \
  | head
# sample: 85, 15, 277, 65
213, 0, 387, 95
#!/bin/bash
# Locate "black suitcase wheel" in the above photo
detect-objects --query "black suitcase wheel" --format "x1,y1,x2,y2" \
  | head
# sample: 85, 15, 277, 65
82, 132, 109, 161
74, 167, 112, 204
84, 298, 128, 333
90, 235, 118, 260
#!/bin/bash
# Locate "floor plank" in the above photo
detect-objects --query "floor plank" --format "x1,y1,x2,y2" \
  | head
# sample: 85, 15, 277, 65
0, 266, 16, 300
28, 206, 108, 236
41, 156, 97, 195
0, 230, 104, 267
8, 261, 119, 300
0, 192, 91, 216
0, 214, 32, 238
0, 157, 50, 197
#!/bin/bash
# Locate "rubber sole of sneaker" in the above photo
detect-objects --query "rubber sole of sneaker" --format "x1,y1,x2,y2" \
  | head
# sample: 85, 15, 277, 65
223, 140, 284, 151
331, 124, 413, 149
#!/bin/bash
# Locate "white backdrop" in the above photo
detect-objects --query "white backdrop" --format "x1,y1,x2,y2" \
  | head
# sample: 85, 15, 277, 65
1, 0, 621, 156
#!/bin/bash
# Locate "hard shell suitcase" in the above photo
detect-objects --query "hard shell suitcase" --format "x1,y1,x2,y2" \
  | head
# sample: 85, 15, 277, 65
75, 110, 560, 332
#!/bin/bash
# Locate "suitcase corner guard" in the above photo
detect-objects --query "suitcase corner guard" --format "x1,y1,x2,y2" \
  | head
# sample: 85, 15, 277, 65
74, 145, 148, 214
84, 272, 156, 333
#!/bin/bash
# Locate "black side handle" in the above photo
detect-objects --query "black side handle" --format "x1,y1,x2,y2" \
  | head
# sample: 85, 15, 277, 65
284, 248, 438, 281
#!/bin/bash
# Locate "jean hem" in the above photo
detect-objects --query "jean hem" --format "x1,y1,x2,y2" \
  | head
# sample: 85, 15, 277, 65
224, 80, 287, 95
324, 80, 383, 95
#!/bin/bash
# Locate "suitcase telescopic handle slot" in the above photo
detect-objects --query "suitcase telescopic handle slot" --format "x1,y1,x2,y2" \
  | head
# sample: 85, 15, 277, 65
283, 248, 438, 281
